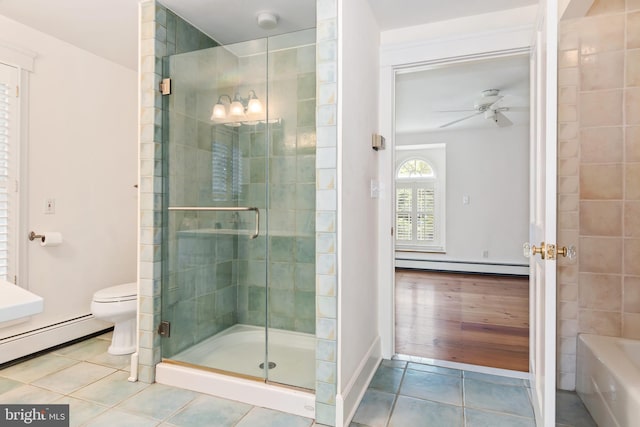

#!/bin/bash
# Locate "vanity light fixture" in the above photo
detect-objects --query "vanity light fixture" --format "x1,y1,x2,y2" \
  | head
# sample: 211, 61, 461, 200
211, 90, 264, 125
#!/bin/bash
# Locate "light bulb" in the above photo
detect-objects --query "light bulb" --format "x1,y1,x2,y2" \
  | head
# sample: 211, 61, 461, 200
229, 100, 245, 117
247, 98, 263, 115
211, 103, 227, 120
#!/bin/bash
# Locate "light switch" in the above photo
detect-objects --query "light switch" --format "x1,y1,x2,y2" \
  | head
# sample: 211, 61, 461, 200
463, 195, 470, 205
45, 198, 55, 214
370, 180, 380, 199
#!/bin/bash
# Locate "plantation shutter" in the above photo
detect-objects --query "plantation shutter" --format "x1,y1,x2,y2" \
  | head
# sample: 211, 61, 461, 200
0, 63, 19, 282
395, 182, 437, 246
416, 187, 435, 241
396, 187, 412, 241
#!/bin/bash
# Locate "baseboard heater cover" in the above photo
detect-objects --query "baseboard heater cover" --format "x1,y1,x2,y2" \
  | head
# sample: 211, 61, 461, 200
395, 258, 529, 276
0, 315, 110, 365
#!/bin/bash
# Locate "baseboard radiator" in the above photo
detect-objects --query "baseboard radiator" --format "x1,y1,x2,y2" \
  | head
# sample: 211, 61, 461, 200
395, 258, 529, 276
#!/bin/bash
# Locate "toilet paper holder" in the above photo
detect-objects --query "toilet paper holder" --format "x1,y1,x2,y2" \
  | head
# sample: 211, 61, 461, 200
28, 231, 63, 247
28, 231, 43, 241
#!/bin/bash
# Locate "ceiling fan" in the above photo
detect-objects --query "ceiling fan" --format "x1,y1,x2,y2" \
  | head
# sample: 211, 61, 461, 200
438, 89, 524, 129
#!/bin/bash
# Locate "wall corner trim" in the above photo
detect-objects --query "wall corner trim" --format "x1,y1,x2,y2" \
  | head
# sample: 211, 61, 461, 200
0, 40, 36, 71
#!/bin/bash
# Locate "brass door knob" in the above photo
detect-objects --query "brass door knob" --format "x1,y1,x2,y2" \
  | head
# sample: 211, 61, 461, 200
558, 244, 577, 261
523, 242, 546, 259
531, 242, 546, 259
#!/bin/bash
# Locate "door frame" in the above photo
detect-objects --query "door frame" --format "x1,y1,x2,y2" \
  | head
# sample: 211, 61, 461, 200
377, 21, 535, 360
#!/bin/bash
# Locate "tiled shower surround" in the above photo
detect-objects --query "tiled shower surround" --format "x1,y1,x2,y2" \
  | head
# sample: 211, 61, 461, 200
557, 0, 640, 391
138, 0, 217, 384
139, 1, 340, 422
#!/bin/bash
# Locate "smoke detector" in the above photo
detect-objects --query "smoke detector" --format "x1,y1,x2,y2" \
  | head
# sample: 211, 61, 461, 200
256, 12, 279, 30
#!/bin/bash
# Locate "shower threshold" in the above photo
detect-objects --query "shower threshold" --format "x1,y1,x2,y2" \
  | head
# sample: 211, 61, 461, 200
156, 324, 316, 419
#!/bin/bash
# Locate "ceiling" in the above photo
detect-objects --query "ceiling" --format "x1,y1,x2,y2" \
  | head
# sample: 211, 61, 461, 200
368, 0, 537, 31
0, 1, 531, 133
0, 0, 537, 71
395, 55, 530, 133
160, 0, 316, 47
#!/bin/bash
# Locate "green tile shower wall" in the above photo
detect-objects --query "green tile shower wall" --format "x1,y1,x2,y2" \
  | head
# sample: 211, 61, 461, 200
235, 42, 317, 333
138, 0, 218, 383
164, 74, 242, 357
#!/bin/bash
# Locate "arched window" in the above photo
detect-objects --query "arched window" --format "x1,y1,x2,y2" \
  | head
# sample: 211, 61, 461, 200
397, 159, 434, 179
395, 150, 445, 252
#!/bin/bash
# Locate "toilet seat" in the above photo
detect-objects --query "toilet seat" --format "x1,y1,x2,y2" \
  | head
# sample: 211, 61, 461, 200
93, 282, 137, 303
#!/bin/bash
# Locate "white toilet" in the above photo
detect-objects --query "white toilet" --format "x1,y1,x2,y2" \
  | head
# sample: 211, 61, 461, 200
91, 282, 137, 355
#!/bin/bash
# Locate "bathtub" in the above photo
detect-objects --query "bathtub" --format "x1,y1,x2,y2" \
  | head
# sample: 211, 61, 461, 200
577, 334, 640, 427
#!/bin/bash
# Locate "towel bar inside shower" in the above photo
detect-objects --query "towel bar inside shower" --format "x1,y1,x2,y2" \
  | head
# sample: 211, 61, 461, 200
167, 206, 260, 239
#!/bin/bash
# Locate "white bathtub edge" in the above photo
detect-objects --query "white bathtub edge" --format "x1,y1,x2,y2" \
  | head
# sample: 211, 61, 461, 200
156, 362, 315, 419
577, 333, 640, 427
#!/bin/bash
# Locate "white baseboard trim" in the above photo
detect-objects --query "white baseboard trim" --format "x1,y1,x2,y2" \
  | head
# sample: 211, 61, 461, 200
336, 336, 381, 427
0, 315, 110, 365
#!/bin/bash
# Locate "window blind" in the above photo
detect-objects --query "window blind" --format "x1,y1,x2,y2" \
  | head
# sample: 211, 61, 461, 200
0, 63, 18, 282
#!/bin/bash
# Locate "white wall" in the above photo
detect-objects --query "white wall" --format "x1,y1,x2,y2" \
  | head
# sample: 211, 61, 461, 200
396, 126, 529, 265
337, 0, 380, 423
0, 15, 137, 343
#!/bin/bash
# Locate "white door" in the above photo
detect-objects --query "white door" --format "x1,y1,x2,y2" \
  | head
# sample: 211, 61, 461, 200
528, 1, 557, 425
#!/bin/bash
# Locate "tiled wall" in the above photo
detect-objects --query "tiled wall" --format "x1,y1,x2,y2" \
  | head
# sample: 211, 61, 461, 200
557, 0, 640, 391
162, 45, 243, 358
314, 0, 339, 424
138, 0, 217, 383
236, 42, 317, 334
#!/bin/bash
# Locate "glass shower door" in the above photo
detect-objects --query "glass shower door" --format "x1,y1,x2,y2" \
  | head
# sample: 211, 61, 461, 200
160, 39, 270, 380
160, 30, 317, 391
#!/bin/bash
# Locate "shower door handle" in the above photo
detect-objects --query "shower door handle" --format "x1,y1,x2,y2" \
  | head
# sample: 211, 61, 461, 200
168, 206, 260, 239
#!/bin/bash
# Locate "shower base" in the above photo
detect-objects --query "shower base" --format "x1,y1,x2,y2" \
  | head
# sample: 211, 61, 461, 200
156, 324, 316, 418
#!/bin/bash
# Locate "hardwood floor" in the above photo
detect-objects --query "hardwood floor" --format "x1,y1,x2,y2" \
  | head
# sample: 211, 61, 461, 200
395, 269, 530, 372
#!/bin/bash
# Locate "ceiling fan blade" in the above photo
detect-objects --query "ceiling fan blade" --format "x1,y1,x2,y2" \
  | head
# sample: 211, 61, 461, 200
439, 111, 483, 128
499, 106, 528, 112
494, 111, 513, 127
434, 109, 476, 113
487, 96, 505, 110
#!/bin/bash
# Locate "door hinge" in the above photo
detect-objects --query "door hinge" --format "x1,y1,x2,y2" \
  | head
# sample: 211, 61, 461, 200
158, 320, 171, 337
391, 227, 394, 236
13, 275, 17, 285
15, 85, 19, 98
159, 78, 171, 95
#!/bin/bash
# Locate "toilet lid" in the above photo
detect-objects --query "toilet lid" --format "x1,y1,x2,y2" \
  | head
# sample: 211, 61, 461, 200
93, 282, 137, 302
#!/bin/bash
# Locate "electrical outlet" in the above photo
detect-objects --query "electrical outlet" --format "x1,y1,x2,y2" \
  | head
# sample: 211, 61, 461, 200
482, 250, 489, 258
463, 195, 470, 205
45, 198, 55, 214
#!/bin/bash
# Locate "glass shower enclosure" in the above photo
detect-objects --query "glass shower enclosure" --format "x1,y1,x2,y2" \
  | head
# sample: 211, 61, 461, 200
160, 30, 316, 391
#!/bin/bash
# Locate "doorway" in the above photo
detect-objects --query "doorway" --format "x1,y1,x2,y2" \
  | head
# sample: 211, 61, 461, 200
392, 54, 531, 372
